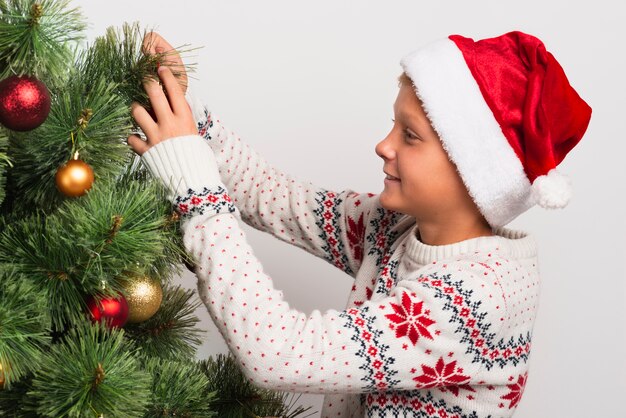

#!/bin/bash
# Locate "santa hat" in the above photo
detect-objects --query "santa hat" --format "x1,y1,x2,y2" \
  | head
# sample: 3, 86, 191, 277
400, 31, 592, 227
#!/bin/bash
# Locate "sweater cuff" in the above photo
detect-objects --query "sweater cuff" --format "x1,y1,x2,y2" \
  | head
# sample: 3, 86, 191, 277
185, 89, 219, 142
141, 135, 237, 219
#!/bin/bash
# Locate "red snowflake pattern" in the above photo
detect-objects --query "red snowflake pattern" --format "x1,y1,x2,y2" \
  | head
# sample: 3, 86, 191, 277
413, 357, 473, 391
347, 212, 366, 262
500, 372, 528, 409
385, 291, 435, 345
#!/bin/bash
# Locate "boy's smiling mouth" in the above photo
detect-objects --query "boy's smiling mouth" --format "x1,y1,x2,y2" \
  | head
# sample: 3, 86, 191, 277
384, 172, 401, 182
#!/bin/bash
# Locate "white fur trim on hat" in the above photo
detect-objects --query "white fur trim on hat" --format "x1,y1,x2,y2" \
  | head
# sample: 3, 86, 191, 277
400, 38, 534, 227
530, 169, 572, 209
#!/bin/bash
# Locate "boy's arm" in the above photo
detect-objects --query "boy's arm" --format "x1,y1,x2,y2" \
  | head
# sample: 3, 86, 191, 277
142, 136, 511, 394
184, 91, 390, 277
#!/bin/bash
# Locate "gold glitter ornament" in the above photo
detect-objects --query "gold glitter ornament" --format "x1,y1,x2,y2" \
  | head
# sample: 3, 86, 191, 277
122, 275, 163, 323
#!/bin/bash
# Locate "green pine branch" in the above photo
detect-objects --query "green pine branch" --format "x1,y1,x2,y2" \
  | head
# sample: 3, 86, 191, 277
0, 212, 87, 330
54, 175, 185, 290
0, 3, 315, 417
0, 176, 186, 329
7, 71, 133, 212
200, 354, 315, 418
77, 21, 201, 112
27, 319, 151, 417
0, 372, 40, 417
0, 0, 87, 87
4, 20, 201, 214
0, 267, 50, 390
125, 284, 205, 361
143, 357, 216, 417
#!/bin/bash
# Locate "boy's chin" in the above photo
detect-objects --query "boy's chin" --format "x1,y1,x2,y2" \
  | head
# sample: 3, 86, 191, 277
379, 192, 414, 217
379, 192, 402, 212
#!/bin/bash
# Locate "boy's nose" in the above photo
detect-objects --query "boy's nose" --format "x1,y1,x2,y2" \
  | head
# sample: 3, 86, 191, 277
375, 135, 396, 161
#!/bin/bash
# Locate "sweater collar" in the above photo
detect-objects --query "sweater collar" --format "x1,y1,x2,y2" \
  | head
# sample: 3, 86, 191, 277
403, 224, 537, 267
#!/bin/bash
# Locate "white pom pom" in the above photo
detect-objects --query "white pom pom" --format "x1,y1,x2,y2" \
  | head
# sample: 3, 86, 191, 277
531, 169, 572, 209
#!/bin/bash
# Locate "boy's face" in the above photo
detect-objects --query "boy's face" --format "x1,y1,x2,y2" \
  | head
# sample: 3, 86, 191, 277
375, 82, 473, 221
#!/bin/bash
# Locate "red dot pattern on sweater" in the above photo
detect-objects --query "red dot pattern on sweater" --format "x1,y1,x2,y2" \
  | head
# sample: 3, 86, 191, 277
183, 109, 540, 418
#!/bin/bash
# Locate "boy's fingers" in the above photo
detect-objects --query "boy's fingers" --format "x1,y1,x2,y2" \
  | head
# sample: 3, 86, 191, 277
142, 34, 173, 89
157, 66, 187, 115
142, 31, 164, 55
130, 102, 158, 140
143, 75, 173, 122
162, 47, 182, 68
127, 134, 149, 156
141, 31, 187, 94
143, 31, 174, 59
155, 46, 184, 84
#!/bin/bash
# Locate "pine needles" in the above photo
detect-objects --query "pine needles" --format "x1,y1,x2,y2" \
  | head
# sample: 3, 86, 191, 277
8, 72, 133, 211
0, 176, 186, 329
0, 268, 50, 389
78, 21, 200, 113
29, 319, 151, 417
201, 354, 315, 418
0, 0, 87, 86
125, 284, 205, 361
144, 357, 216, 417
0, 1, 314, 416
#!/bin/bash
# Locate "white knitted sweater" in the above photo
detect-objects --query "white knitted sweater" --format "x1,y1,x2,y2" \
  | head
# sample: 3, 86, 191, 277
140, 95, 541, 418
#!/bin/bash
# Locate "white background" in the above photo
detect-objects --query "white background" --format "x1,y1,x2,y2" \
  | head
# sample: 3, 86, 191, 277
81, 1, 625, 416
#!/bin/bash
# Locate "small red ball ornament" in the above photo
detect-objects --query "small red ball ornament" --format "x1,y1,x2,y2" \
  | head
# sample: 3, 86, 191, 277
0, 75, 51, 131
86, 293, 129, 328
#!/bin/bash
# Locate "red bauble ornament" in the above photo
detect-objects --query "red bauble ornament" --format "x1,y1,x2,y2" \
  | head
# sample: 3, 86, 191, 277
86, 293, 129, 328
0, 75, 51, 131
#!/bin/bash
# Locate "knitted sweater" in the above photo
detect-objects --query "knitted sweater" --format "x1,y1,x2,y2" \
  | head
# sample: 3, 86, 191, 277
140, 94, 541, 418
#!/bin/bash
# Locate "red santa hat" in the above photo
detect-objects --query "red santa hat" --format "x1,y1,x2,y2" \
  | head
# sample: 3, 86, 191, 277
400, 31, 592, 227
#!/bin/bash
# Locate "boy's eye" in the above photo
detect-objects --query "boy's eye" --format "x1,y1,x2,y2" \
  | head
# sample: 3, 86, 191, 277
403, 129, 416, 139
392, 119, 420, 141
403, 128, 422, 142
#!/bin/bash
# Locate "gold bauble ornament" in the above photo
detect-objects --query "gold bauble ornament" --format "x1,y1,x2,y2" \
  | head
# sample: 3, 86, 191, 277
55, 158, 94, 197
122, 275, 163, 323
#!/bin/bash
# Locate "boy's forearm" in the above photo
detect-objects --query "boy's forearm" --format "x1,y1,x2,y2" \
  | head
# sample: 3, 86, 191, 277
139, 127, 513, 396
182, 209, 506, 394
185, 93, 378, 277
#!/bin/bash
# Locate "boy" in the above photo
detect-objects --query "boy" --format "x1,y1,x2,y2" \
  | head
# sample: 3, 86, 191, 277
128, 30, 591, 417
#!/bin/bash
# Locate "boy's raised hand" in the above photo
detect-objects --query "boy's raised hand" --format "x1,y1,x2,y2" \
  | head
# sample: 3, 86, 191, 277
127, 65, 197, 156
142, 31, 188, 94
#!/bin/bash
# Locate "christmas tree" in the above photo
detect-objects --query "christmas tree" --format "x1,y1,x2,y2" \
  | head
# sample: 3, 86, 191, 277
0, 1, 314, 416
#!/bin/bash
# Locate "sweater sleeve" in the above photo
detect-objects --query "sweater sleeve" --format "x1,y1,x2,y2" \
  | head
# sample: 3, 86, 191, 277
185, 210, 507, 394
142, 137, 509, 395
184, 91, 382, 277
